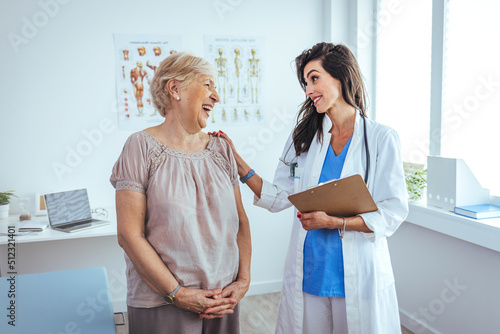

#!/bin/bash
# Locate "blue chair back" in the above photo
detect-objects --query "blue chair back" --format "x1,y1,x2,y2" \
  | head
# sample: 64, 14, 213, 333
0, 267, 117, 333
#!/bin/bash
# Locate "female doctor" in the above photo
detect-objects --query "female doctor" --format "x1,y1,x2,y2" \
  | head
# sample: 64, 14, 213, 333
212, 42, 408, 333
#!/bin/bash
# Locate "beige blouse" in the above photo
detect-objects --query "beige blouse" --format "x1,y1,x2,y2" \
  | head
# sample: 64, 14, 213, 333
110, 131, 240, 308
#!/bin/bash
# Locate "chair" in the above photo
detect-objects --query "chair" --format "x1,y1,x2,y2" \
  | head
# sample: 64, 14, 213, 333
0, 267, 125, 333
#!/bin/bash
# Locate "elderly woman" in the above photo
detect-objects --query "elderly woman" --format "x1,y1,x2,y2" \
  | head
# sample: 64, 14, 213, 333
110, 52, 251, 334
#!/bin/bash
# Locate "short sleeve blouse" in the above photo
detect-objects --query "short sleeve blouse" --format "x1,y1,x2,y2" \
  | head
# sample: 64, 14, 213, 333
110, 131, 240, 308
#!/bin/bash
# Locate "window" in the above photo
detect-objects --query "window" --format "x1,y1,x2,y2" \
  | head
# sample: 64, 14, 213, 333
375, 0, 500, 195
375, 0, 432, 165
442, 0, 500, 195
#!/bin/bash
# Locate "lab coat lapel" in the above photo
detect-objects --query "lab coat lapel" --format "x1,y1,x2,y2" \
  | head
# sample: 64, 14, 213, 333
307, 115, 332, 188
309, 113, 364, 182
341, 113, 363, 178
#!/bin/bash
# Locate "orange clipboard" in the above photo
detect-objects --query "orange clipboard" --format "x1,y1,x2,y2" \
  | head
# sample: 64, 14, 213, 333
287, 174, 378, 217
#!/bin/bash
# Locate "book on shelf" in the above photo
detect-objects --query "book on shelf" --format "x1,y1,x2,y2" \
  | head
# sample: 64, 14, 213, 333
454, 204, 500, 219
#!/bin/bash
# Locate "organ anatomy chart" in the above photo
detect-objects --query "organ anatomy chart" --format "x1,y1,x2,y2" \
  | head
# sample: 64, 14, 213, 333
204, 36, 265, 126
114, 34, 182, 130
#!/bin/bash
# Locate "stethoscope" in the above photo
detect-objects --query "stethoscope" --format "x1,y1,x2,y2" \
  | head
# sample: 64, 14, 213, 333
279, 114, 370, 184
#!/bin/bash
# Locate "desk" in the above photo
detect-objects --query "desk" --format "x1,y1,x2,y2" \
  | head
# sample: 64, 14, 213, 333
0, 211, 127, 311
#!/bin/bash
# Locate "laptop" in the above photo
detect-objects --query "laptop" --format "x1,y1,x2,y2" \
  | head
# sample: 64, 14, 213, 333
44, 189, 109, 233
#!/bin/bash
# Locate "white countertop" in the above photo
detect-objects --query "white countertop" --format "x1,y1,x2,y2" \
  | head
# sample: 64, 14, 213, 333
406, 200, 500, 252
3, 202, 499, 251
0, 210, 117, 245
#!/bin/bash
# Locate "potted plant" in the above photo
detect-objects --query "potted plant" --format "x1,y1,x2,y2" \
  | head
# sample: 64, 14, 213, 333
405, 169, 427, 201
0, 191, 16, 219
403, 162, 427, 201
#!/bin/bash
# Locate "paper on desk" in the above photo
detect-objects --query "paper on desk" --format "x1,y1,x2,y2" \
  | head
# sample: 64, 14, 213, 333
18, 219, 49, 232
0, 219, 49, 236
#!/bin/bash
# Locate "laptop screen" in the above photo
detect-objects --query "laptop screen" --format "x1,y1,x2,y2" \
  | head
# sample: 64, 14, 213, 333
44, 189, 92, 226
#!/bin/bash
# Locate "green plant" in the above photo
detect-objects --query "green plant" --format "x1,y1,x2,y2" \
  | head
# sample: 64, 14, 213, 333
405, 169, 427, 201
0, 191, 17, 205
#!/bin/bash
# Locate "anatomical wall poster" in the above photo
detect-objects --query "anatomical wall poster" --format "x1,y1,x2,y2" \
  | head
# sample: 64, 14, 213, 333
113, 34, 182, 130
204, 36, 265, 126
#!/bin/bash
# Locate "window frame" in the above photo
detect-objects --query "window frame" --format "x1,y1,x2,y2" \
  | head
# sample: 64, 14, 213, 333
372, 0, 446, 155
370, 0, 500, 232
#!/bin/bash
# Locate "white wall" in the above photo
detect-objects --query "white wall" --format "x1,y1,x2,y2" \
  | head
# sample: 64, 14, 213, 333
0, 0, 334, 294
389, 222, 500, 334
326, 0, 377, 118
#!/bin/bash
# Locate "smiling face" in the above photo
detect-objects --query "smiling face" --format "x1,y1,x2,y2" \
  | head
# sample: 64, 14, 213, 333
178, 75, 219, 132
303, 59, 344, 114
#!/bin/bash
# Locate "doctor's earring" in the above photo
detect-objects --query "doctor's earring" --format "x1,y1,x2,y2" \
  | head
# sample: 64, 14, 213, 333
176, 96, 180, 101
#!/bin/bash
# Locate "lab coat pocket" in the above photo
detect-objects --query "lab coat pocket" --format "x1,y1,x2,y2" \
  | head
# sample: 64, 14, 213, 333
374, 242, 395, 291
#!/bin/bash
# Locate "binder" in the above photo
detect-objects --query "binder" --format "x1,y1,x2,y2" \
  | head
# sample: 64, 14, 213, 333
288, 174, 378, 217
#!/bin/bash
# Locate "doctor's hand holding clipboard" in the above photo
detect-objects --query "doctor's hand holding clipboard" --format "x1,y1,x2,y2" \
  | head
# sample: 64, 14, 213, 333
209, 42, 408, 334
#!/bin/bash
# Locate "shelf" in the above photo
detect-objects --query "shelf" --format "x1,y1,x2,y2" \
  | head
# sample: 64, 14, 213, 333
406, 200, 500, 252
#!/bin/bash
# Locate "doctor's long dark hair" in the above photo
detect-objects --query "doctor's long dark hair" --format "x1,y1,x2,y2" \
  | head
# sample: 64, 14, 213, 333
292, 42, 368, 156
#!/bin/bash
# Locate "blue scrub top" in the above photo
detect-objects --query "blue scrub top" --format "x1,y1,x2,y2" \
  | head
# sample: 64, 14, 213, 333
302, 136, 352, 297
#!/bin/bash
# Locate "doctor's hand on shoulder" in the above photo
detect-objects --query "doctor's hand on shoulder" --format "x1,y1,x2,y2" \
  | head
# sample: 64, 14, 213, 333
297, 211, 343, 231
208, 130, 243, 166
209, 130, 235, 150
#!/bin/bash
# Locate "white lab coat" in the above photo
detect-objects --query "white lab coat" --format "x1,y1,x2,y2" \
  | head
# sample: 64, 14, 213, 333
254, 113, 409, 334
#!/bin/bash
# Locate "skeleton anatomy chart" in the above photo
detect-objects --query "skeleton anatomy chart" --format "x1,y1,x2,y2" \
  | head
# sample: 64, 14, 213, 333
204, 36, 265, 125
114, 34, 182, 130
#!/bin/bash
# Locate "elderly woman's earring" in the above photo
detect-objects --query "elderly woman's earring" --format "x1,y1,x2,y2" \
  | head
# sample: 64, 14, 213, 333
176, 96, 180, 101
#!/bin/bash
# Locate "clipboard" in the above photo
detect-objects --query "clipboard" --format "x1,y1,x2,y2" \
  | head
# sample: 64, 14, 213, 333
287, 174, 378, 217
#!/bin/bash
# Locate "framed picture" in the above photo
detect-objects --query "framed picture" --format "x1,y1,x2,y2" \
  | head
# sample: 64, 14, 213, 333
35, 193, 47, 216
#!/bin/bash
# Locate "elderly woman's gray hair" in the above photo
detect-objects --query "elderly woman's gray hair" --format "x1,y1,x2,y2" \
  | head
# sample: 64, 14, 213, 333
150, 51, 216, 117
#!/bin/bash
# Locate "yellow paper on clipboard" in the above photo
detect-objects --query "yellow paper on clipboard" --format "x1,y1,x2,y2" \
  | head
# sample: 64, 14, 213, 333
287, 174, 378, 217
